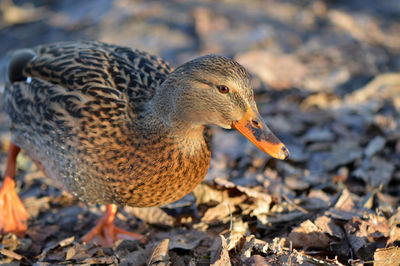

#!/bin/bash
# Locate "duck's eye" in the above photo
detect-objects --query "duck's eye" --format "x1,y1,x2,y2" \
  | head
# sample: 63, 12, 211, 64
217, 85, 229, 94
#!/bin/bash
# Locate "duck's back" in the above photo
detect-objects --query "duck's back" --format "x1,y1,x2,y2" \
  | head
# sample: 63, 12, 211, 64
16, 41, 172, 110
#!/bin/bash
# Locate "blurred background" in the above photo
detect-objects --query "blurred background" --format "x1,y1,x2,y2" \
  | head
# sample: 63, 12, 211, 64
1, 0, 399, 87
0, 0, 400, 264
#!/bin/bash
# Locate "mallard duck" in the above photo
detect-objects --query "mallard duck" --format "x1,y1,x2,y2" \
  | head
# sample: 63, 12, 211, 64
0, 41, 289, 246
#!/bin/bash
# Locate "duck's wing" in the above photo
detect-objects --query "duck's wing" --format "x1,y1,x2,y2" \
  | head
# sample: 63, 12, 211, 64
17, 41, 173, 111
4, 41, 173, 154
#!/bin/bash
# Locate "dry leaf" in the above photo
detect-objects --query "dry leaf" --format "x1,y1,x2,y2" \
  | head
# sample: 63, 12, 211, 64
346, 73, 400, 108
168, 230, 206, 251
65, 246, 77, 260
288, 220, 331, 249
0, 248, 23, 261
314, 216, 344, 239
334, 189, 356, 211
210, 235, 231, 266
388, 226, 400, 247
193, 183, 226, 206
148, 238, 170, 266
373, 246, 400, 266
127, 207, 175, 227
202, 202, 233, 223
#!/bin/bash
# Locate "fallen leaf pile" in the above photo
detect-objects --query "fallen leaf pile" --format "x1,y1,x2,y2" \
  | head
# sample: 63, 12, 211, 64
0, 0, 399, 264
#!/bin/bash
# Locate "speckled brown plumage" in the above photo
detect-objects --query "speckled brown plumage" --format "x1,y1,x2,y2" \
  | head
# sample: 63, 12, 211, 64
3, 41, 288, 210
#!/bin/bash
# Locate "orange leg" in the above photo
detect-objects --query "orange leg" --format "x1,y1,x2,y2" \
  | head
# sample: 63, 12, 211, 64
81, 204, 144, 247
0, 142, 28, 237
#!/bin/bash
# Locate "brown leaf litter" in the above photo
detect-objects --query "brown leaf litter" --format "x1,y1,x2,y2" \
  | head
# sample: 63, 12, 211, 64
0, 0, 400, 265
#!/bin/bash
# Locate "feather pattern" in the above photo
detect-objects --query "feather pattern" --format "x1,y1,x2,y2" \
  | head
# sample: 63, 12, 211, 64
4, 41, 212, 206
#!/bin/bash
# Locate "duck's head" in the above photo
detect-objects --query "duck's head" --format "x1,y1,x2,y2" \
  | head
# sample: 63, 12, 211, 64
154, 55, 289, 160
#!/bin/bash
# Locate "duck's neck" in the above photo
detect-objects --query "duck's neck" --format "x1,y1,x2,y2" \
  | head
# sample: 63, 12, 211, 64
142, 95, 206, 149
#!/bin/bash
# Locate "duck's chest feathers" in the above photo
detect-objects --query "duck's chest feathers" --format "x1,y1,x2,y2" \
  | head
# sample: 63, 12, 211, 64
124, 134, 211, 206
65, 123, 212, 207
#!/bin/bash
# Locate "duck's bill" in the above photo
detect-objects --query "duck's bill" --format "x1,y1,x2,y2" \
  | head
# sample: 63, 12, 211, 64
232, 107, 289, 160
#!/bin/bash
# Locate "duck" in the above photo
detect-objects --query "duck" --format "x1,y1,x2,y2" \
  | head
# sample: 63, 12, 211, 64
0, 41, 289, 246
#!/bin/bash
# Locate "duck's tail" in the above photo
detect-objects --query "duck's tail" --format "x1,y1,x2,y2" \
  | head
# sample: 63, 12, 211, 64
0, 49, 36, 112
8, 49, 36, 83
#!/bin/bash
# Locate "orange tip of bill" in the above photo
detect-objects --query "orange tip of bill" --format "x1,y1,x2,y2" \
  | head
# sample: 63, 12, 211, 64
232, 106, 289, 160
